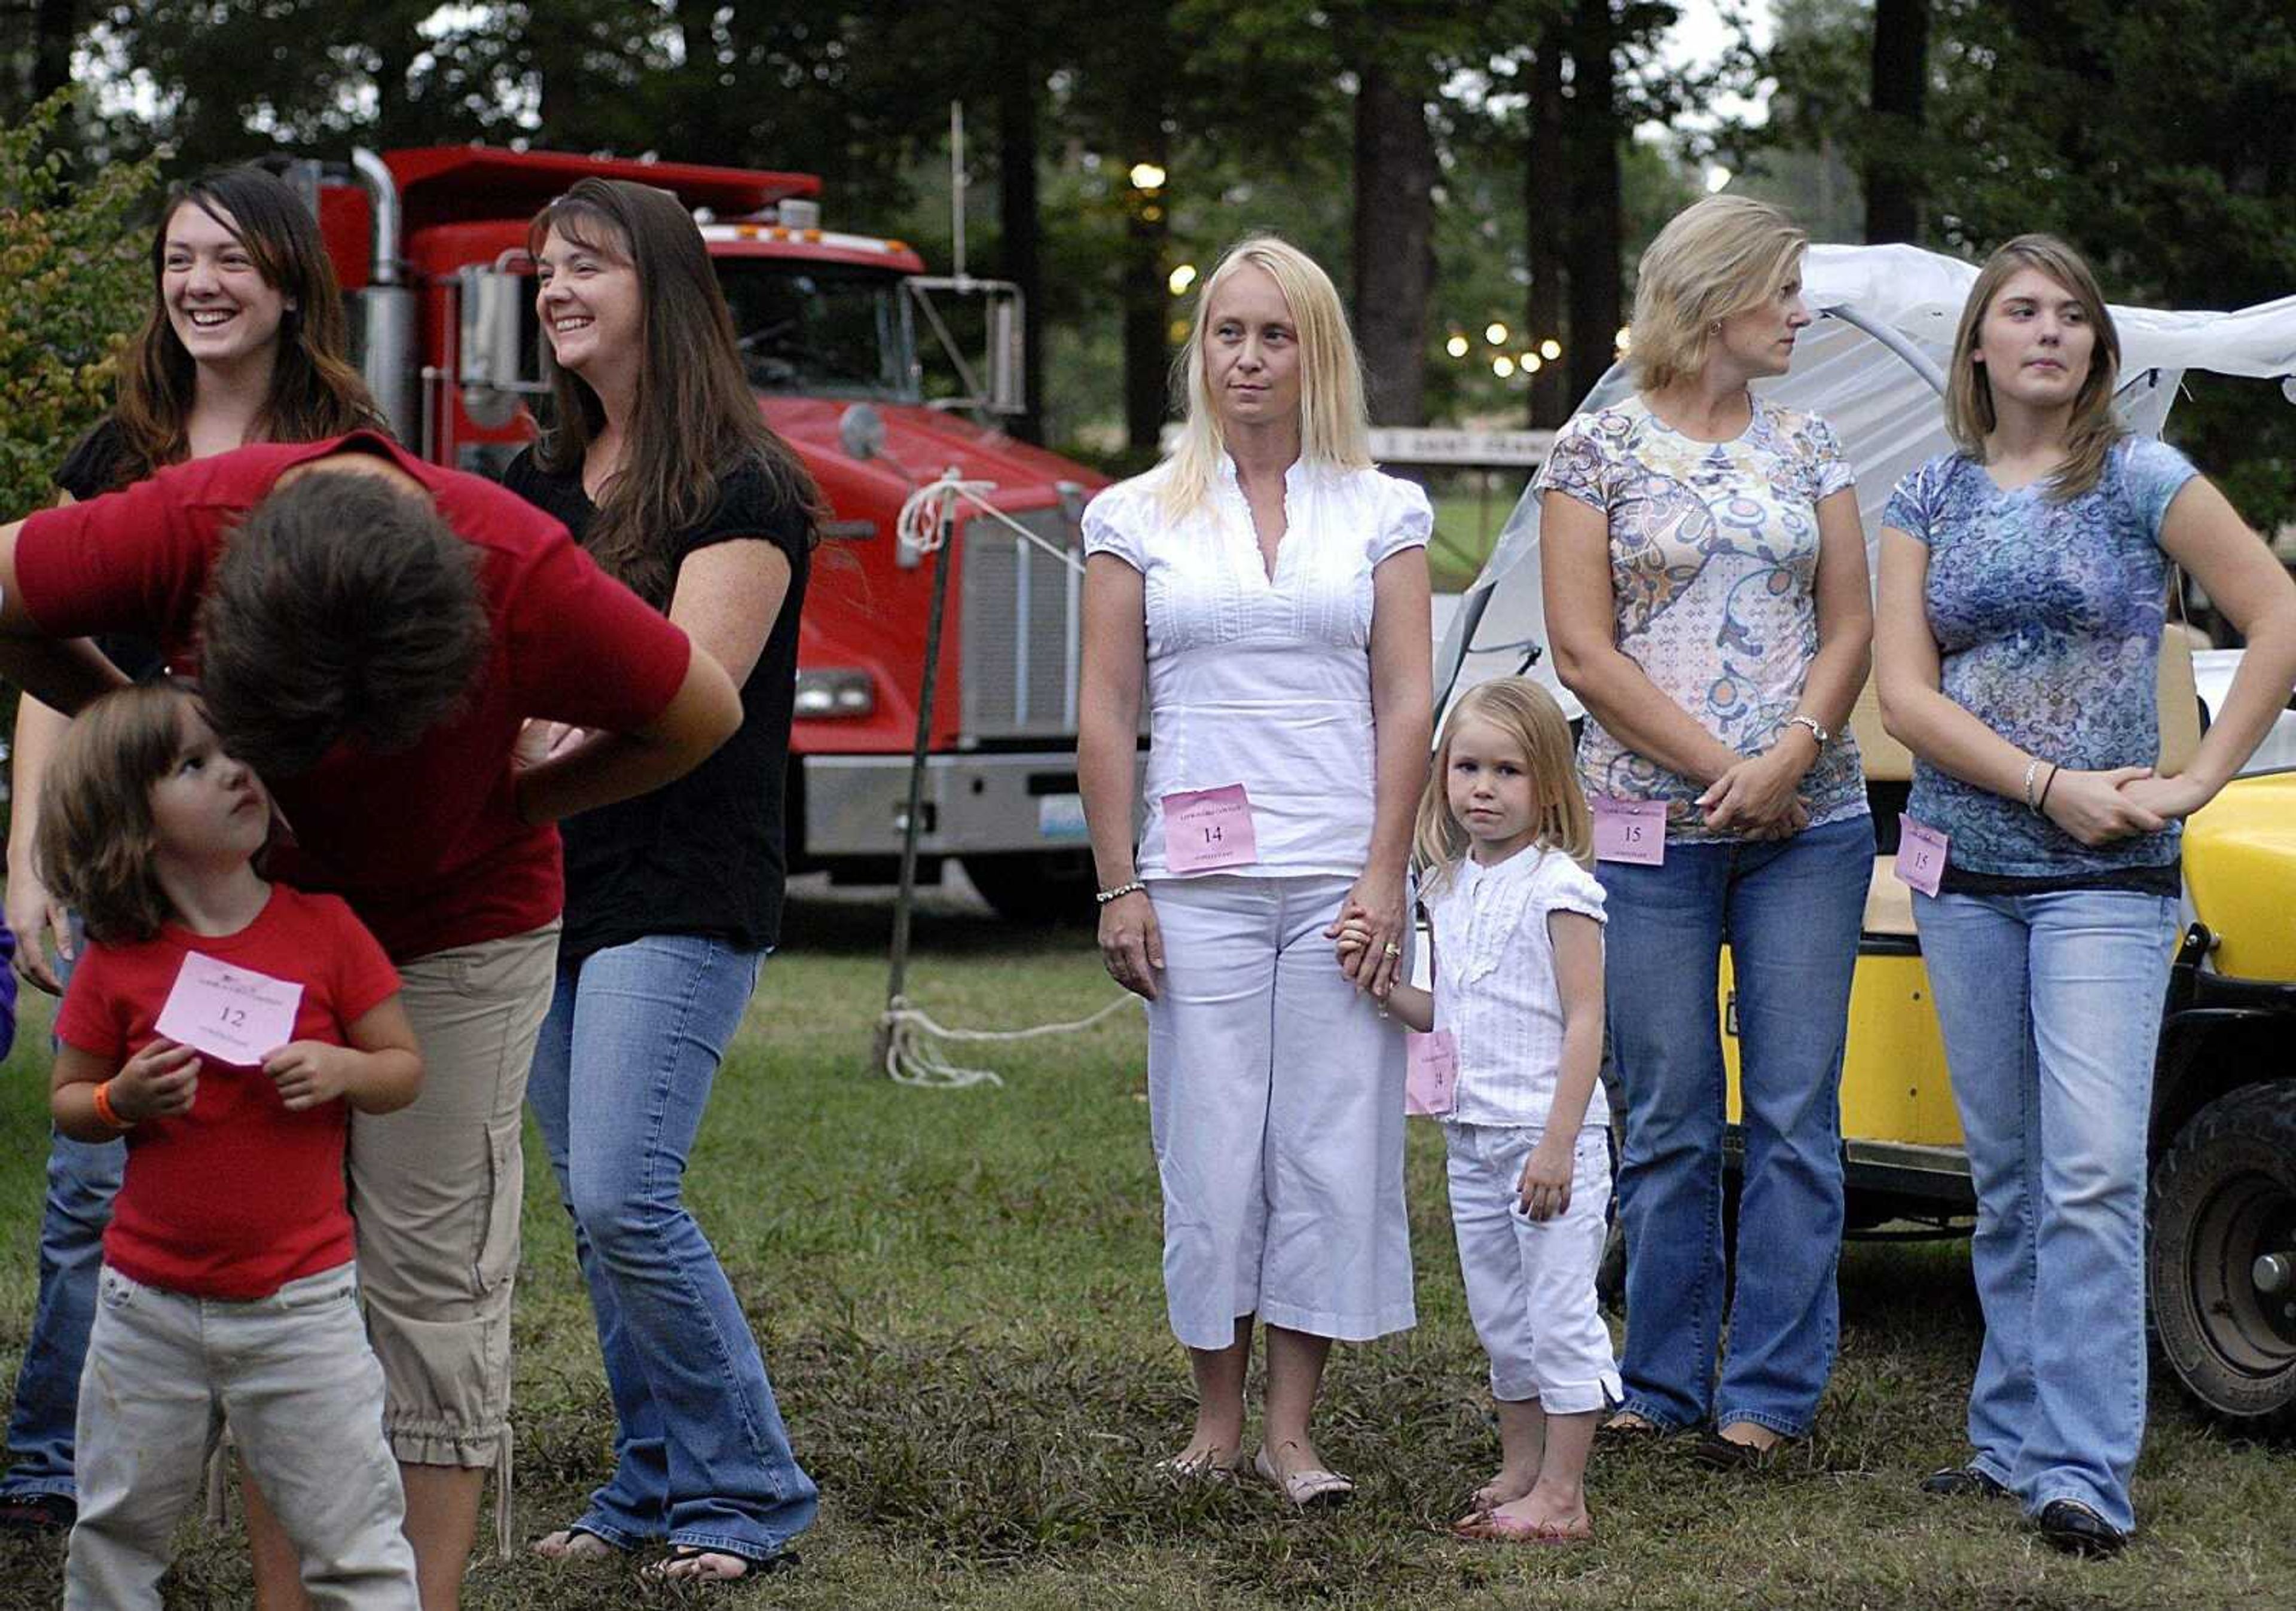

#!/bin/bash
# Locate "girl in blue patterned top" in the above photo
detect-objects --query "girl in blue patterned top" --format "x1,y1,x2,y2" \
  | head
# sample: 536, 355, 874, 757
1875, 235, 2296, 1557
1541, 195, 1874, 1468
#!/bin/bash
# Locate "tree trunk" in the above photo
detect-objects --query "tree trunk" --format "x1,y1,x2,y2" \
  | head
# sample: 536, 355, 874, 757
32, 0, 78, 108
1864, 0, 1929, 243
1351, 63, 1437, 427
1563, 0, 1622, 406
996, 30, 1045, 443
1523, 36, 1569, 427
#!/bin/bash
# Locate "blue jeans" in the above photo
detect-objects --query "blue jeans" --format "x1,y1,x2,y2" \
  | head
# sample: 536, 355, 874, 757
4, 933, 120, 1506
1, 1135, 121, 1502
1599, 814, 1869, 1436
526, 934, 816, 1564
1914, 888, 2177, 1534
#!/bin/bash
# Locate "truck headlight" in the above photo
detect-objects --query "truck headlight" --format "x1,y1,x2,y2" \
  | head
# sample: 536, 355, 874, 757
794, 669, 876, 717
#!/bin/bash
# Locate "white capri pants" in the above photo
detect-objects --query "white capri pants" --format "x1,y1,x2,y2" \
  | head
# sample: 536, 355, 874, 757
1443, 1123, 1621, 1412
1144, 873, 1415, 1350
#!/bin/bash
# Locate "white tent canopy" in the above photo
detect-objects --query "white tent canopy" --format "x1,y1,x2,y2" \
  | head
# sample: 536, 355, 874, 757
1436, 242, 2296, 720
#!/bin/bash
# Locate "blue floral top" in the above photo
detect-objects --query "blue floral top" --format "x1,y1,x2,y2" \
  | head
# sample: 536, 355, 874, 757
1883, 438, 2198, 882
1537, 395, 1867, 842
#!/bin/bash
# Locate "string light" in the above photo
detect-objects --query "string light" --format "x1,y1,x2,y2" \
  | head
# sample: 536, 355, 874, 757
1484, 320, 1509, 346
1540, 338, 1561, 360
1616, 325, 1634, 353
1167, 263, 1197, 295
1492, 356, 1515, 377
1129, 162, 1167, 191
1445, 333, 1470, 358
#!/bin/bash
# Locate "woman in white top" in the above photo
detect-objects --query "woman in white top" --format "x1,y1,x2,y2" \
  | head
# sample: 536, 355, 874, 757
1077, 235, 1433, 1504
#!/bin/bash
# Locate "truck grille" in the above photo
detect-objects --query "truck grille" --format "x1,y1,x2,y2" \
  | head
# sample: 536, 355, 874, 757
958, 505, 1082, 740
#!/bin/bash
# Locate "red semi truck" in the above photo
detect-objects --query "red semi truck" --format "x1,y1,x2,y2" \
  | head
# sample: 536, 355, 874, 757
299, 144, 1106, 921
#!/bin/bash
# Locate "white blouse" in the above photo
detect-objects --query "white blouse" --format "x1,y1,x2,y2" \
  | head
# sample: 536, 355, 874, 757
1083, 456, 1433, 879
1427, 845, 1609, 1129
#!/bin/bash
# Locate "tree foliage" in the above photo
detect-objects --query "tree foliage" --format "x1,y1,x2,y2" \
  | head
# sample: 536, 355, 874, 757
0, 89, 160, 517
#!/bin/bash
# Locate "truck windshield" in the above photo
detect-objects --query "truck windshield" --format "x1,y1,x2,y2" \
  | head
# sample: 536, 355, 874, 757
716, 259, 920, 402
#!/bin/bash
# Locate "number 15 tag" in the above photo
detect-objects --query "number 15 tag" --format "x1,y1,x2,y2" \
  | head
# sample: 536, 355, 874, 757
1592, 796, 1666, 866
154, 952, 304, 1067
1894, 814, 1948, 897
1162, 783, 1258, 874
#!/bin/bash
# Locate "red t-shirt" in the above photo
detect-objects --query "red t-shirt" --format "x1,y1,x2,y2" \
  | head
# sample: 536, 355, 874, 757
16, 432, 693, 960
56, 885, 402, 1300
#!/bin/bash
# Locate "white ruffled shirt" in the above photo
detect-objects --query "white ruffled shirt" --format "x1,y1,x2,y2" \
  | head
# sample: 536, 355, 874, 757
1082, 456, 1433, 879
1427, 845, 1609, 1129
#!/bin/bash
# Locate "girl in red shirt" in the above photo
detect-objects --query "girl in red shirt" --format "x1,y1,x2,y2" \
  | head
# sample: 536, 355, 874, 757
42, 681, 423, 1609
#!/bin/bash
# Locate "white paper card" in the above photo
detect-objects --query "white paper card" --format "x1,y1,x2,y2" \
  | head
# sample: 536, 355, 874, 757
154, 952, 304, 1067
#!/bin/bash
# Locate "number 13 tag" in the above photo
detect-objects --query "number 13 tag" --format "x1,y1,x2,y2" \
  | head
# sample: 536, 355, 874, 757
1162, 783, 1258, 874
154, 952, 304, 1067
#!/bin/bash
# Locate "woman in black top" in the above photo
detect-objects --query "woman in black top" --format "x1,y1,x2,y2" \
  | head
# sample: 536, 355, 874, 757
503, 177, 819, 1584
0, 164, 382, 1539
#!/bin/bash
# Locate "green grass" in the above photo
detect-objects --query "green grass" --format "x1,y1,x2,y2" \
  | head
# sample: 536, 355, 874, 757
1, 884, 2291, 1607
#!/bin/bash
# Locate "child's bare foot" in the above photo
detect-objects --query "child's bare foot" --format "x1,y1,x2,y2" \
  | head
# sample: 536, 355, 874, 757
1155, 1440, 1241, 1479
1465, 1487, 1592, 1544
1465, 1463, 1541, 1517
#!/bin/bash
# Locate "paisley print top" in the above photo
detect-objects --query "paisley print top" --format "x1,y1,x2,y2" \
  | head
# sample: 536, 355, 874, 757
1883, 438, 2197, 880
1536, 394, 1867, 842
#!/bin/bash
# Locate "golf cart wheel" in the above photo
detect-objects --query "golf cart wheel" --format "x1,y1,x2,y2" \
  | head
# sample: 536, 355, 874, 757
2148, 1080, 2296, 1434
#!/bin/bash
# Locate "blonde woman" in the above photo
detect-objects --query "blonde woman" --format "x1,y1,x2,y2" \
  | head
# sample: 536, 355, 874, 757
1540, 195, 1873, 1463
1077, 235, 1432, 1503
1876, 236, 2296, 1555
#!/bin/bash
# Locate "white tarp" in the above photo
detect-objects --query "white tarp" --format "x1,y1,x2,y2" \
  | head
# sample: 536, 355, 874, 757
1436, 241, 2296, 720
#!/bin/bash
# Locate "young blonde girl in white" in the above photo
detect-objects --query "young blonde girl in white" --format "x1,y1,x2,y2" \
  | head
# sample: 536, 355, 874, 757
1340, 676, 1617, 1543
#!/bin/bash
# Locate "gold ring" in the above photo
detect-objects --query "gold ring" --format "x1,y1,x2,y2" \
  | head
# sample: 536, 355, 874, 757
1382, 941, 1402, 958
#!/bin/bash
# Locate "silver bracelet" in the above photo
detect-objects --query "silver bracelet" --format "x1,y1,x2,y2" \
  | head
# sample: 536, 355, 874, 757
1786, 714, 1828, 748
1094, 880, 1146, 905
2022, 756, 2045, 813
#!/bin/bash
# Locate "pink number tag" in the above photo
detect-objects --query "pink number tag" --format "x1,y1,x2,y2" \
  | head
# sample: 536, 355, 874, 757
154, 952, 304, 1067
1895, 814, 1949, 897
1406, 1029, 1458, 1117
1162, 783, 1257, 874
1592, 796, 1667, 866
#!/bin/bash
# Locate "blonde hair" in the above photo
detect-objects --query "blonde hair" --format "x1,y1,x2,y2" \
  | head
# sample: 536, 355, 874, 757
1946, 234, 2125, 500
1413, 677, 1590, 897
1158, 234, 1370, 519
1629, 195, 1808, 392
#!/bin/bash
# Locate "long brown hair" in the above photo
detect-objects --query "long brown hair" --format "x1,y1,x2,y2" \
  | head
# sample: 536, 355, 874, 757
1945, 234, 2124, 500
108, 164, 385, 486
36, 682, 201, 945
528, 178, 821, 605
1413, 677, 1592, 899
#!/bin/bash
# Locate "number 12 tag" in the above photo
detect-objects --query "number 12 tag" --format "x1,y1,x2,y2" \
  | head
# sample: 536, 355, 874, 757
1894, 814, 1948, 897
154, 952, 304, 1067
1592, 796, 1666, 866
1162, 782, 1258, 874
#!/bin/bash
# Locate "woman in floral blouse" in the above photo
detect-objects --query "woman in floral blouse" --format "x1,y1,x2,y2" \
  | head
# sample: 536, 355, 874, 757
1875, 235, 2296, 1557
1539, 195, 1873, 1465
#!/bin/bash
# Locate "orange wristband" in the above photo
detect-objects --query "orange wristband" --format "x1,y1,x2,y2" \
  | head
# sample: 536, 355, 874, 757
90, 1079, 130, 1131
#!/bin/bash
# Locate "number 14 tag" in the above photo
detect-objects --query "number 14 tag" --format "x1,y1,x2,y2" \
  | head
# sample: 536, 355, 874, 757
154, 952, 304, 1067
1162, 783, 1258, 874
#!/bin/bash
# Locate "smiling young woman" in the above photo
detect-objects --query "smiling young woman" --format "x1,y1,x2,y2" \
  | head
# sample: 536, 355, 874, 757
0, 163, 383, 1542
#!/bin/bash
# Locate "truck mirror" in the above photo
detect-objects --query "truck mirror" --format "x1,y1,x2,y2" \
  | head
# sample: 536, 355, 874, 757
987, 292, 1025, 417
839, 403, 887, 461
457, 264, 545, 427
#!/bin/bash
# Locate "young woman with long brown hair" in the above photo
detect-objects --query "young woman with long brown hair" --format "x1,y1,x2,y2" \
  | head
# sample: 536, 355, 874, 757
501, 176, 820, 1584
0, 162, 383, 1537
1876, 235, 2296, 1555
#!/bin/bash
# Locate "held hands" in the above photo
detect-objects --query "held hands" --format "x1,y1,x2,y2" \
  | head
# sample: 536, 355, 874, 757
1697, 748, 1810, 839
110, 1038, 199, 1123
2115, 771, 2213, 827
5, 868, 72, 996
2043, 766, 2170, 847
1327, 867, 1407, 997
1516, 1134, 1574, 1221
1098, 889, 1164, 1001
262, 1041, 358, 1112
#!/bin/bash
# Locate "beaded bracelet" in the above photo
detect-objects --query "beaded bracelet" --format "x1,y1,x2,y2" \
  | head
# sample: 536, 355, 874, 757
2022, 756, 2046, 814
1095, 880, 1146, 906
